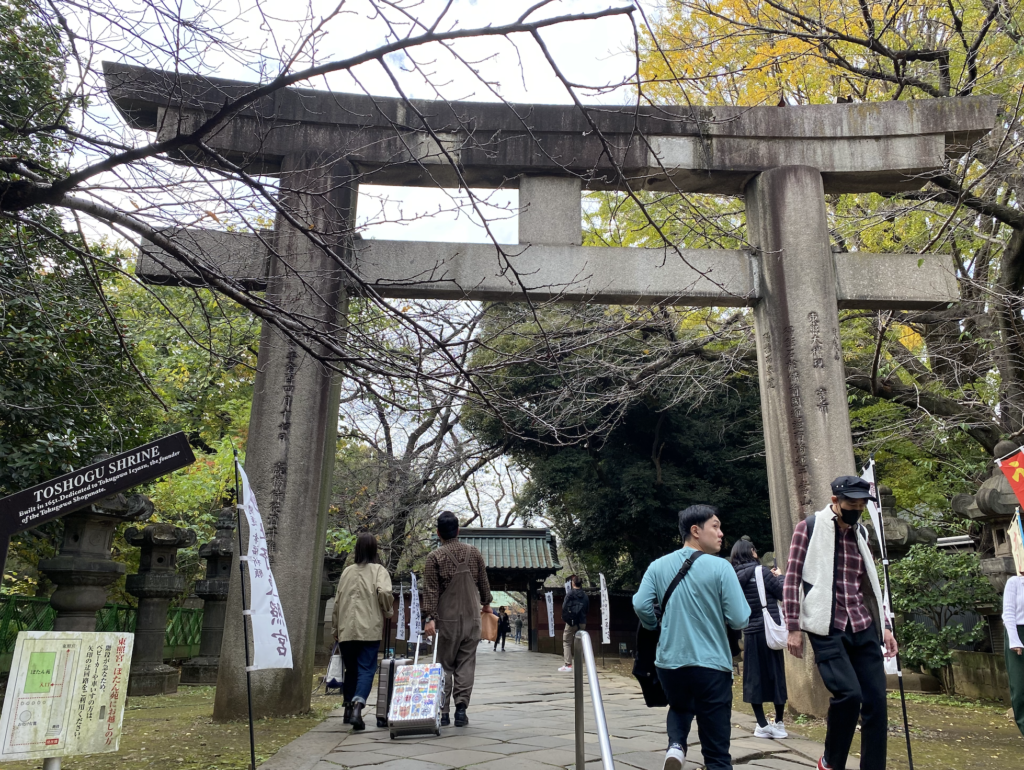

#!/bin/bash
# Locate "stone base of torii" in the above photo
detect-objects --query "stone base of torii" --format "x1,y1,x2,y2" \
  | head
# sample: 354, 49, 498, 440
104, 61, 996, 719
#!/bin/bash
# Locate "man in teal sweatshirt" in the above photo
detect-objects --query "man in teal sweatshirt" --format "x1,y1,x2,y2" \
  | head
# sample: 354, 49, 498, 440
633, 504, 750, 770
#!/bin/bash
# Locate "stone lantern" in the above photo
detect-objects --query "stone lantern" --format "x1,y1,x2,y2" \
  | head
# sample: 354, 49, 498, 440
124, 522, 197, 696
39, 475, 153, 631
315, 553, 348, 665
952, 439, 1021, 594
868, 484, 938, 559
181, 508, 235, 684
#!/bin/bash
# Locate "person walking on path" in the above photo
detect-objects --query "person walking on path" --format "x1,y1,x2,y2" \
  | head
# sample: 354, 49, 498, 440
514, 614, 524, 644
1003, 569, 1024, 738
730, 539, 788, 739
332, 532, 394, 731
423, 511, 493, 728
559, 575, 589, 672
784, 476, 899, 770
495, 606, 511, 651
633, 505, 750, 770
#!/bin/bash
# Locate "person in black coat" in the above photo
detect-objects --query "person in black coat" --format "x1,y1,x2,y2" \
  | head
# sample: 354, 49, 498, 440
495, 606, 511, 651
730, 539, 789, 739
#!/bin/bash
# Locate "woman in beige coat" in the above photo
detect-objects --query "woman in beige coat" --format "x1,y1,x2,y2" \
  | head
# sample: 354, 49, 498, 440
332, 533, 394, 729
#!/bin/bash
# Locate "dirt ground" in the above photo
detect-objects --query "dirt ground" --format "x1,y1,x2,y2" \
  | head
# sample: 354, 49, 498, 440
2, 676, 344, 770
780, 690, 1024, 770
599, 656, 1024, 770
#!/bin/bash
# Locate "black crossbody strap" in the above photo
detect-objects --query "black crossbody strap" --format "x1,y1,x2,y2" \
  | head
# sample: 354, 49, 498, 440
659, 551, 703, 618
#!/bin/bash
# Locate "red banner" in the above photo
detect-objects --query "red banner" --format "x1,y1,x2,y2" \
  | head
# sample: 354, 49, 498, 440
998, 448, 1024, 509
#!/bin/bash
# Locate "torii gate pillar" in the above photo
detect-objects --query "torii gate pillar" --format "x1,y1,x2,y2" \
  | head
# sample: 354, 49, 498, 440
748, 166, 856, 716
213, 154, 352, 720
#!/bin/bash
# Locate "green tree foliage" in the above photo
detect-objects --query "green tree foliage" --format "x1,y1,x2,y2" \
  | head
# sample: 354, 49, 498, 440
0, 1, 154, 496
466, 303, 771, 585
888, 544, 998, 691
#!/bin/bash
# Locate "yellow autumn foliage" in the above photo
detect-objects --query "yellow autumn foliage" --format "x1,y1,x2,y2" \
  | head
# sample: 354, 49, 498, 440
641, 0, 1023, 106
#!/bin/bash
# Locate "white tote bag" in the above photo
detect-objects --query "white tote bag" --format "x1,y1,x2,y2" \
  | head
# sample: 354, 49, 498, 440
754, 566, 788, 650
325, 643, 344, 688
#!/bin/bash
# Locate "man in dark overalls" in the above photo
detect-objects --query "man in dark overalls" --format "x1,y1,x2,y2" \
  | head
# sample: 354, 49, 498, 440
423, 511, 492, 727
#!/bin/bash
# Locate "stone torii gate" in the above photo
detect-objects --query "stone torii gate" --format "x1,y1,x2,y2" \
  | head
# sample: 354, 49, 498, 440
104, 62, 996, 718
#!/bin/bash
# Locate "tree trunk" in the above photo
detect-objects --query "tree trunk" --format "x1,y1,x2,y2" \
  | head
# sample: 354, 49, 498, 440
995, 229, 1024, 436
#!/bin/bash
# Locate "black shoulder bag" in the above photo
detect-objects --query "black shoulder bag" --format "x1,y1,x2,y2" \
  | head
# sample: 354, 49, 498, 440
632, 551, 703, 708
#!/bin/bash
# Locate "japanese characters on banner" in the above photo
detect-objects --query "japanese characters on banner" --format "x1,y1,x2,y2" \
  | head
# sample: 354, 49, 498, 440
599, 573, 611, 645
236, 461, 293, 670
545, 591, 555, 637
1009, 512, 1024, 576
996, 447, 1024, 575
409, 574, 422, 640
396, 584, 406, 641
997, 446, 1024, 508
0, 631, 134, 762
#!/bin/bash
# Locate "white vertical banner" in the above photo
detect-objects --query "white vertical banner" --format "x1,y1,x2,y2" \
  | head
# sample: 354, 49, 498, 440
860, 462, 894, 621
236, 461, 293, 670
396, 583, 406, 641
861, 461, 898, 675
599, 573, 611, 645
565, 581, 571, 593
409, 573, 422, 640
545, 591, 555, 638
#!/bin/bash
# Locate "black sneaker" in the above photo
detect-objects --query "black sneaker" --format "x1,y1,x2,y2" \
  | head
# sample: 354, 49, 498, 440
440, 713, 451, 727
454, 704, 469, 727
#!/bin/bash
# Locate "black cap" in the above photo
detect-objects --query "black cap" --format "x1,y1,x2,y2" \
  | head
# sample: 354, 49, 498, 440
830, 475, 877, 501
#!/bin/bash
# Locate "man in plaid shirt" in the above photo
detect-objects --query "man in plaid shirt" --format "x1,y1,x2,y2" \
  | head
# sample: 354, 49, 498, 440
783, 476, 898, 770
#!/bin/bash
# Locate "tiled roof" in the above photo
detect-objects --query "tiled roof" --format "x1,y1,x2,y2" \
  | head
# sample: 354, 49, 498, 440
457, 528, 561, 573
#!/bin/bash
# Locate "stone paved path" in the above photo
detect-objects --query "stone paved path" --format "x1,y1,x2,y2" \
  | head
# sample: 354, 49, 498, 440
260, 640, 828, 770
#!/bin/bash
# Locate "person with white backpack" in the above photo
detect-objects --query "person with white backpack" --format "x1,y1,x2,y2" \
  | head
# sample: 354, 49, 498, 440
730, 539, 788, 739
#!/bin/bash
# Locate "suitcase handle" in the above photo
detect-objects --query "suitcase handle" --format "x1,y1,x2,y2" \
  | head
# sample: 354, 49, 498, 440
410, 632, 437, 666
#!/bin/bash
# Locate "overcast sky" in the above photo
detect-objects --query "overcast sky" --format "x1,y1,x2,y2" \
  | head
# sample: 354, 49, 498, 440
104, 0, 644, 244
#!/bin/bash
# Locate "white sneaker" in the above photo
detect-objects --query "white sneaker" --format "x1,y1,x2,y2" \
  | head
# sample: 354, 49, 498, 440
557, 665, 572, 672
770, 721, 788, 738
754, 724, 775, 739
663, 744, 685, 770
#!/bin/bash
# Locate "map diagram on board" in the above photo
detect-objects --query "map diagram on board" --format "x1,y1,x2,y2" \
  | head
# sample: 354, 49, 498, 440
0, 631, 134, 761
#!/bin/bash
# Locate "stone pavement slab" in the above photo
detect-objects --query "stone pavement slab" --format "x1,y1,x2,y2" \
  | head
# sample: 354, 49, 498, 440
258, 641, 824, 770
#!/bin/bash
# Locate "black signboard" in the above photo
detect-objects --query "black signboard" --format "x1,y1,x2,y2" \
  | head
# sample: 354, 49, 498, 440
0, 432, 196, 573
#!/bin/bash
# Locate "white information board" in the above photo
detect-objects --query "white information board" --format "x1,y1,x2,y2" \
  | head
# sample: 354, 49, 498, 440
0, 631, 134, 762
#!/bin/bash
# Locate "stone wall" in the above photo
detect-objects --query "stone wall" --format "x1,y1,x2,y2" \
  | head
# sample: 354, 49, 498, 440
951, 650, 1011, 705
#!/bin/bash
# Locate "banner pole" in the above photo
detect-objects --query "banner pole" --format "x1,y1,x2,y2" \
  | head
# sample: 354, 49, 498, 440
234, 449, 258, 770
870, 458, 914, 770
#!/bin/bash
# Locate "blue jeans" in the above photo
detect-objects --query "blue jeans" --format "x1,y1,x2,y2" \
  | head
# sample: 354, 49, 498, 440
340, 640, 380, 704
656, 665, 733, 769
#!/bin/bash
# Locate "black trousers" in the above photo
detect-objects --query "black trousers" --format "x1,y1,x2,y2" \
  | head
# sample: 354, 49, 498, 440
494, 631, 507, 650
808, 622, 887, 770
656, 665, 733, 769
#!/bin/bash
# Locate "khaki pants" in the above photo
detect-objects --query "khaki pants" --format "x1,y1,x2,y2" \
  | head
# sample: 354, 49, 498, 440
563, 623, 586, 666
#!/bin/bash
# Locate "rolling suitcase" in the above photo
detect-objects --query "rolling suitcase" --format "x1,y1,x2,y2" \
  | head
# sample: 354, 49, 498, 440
375, 619, 412, 728
387, 634, 445, 739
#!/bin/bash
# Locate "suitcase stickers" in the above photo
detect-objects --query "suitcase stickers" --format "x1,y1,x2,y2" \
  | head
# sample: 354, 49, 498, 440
388, 634, 445, 738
